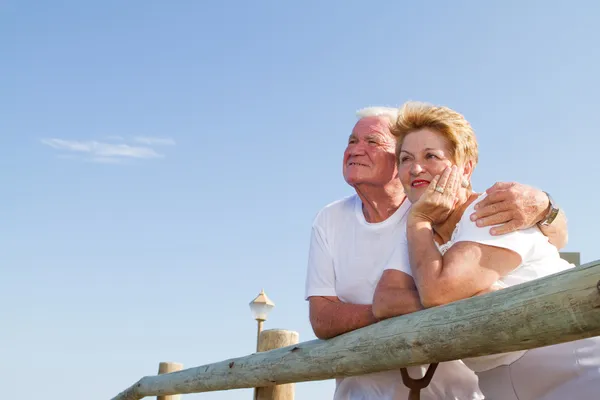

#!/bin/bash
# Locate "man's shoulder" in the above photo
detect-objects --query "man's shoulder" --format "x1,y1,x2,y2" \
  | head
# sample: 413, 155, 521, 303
312, 195, 357, 226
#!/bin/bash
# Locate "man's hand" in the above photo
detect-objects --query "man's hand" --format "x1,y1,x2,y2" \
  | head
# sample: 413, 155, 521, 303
469, 182, 549, 235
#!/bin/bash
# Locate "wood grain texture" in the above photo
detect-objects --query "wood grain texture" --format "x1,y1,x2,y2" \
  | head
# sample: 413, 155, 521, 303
256, 329, 300, 400
112, 260, 600, 400
157, 362, 183, 400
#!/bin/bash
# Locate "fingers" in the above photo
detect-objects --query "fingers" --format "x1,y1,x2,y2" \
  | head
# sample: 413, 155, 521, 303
488, 220, 520, 236
472, 211, 513, 228
450, 166, 461, 197
427, 173, 441, 195
436, 166, 453, 191
473, 188, 509, 212
471, 200, 512, 220
485, 181, 515, 194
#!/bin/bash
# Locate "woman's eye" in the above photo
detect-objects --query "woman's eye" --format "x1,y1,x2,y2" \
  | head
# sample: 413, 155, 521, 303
368, 140, 377, 145
426, 153, 439, 159
400, 156, 410, 163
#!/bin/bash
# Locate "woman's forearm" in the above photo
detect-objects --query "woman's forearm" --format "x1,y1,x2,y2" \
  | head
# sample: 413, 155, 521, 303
407, 218, 446, 308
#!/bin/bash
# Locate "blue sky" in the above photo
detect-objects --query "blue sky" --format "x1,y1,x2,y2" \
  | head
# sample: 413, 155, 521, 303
2, 1, 599, 399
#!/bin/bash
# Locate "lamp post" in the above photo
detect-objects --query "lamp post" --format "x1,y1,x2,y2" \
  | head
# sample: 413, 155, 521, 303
249, 289, 275, 351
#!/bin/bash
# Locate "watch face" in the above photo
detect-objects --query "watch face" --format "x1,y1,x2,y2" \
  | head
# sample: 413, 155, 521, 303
547, 208, 560, 225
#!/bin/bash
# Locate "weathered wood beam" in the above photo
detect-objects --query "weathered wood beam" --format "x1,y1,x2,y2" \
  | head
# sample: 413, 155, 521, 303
112, 260, 600, 400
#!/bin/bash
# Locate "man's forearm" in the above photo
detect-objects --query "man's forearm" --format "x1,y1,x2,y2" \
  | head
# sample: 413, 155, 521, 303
372, 287, 423, 320
309, 297, 378, 339
538, 209, 568, 250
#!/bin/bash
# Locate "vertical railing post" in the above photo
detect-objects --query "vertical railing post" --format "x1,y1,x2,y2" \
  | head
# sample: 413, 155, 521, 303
255, 329, 299, 400
157, 362, 183, 400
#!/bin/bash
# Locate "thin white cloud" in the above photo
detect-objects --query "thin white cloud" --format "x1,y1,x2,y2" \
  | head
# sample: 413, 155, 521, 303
89, 156, 127, 164
41, 138, 163, 161
133, 136, 176, 146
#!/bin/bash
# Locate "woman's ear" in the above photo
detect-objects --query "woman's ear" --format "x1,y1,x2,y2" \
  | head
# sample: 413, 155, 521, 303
461, 160, 474, 188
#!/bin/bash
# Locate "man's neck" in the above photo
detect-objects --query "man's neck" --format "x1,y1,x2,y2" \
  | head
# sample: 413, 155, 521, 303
354, 183, 406, 223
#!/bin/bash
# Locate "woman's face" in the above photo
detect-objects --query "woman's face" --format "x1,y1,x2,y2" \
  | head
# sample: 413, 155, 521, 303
399, 128, 464, 203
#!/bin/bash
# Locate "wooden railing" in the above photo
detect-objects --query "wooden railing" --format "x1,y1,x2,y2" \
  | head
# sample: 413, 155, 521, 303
111, 258, 600, 400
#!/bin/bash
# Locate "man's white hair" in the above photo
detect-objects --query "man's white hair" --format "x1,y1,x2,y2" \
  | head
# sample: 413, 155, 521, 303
355, 106, 399, 122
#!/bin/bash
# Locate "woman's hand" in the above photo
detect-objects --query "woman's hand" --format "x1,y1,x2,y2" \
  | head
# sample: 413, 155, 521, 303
409, 165, 461, 225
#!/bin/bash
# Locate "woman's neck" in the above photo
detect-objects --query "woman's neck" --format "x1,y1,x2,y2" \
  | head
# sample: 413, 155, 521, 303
355, 182, 406, 223
434, 192, 480, 244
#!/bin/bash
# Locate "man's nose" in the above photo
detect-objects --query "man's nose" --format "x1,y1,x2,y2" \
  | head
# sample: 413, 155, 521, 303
349, 141, 367, 155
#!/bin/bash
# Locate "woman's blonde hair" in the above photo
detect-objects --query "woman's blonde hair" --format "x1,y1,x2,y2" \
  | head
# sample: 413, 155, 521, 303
391, 101, 479, 167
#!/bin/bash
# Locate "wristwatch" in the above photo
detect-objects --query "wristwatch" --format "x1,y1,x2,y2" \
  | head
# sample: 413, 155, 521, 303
538, 192, 560, 226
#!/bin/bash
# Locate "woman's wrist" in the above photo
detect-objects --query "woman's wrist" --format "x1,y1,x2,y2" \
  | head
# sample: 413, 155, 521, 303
407, 213, 433, 229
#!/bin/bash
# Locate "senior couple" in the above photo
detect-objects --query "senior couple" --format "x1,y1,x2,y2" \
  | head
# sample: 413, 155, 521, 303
304, 102, 600, 399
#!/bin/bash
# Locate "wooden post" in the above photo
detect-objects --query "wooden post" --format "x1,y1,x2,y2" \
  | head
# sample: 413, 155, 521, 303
157, 362, 183, 400
256, 329, 299, 400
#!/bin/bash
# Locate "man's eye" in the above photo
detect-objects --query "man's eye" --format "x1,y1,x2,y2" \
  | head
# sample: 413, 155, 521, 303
368, 140, 377, 145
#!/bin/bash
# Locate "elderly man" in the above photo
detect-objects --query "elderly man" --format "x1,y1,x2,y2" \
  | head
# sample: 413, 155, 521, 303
304, 107, 567, 400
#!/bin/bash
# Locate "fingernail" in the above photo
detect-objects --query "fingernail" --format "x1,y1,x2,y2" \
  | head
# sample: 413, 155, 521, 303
476, 220, 483, 227
490, 228, 497, 235
474, 204, 479, 209
470, 214, 477, 221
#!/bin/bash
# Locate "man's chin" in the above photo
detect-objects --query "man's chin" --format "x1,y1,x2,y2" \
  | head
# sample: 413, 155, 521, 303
343, 175, 364, 186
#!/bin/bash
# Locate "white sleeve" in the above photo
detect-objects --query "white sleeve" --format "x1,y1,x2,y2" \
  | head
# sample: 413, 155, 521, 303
383, 238, 413, 277
452, 201, 536, 260
304, 224, 337, 300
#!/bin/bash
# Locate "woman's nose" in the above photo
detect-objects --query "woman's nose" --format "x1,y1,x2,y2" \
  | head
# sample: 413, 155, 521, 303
410, 162, 424, 175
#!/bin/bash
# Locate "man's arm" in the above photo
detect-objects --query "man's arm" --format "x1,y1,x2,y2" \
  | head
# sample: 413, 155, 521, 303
469, 182, 568, 249
372, 270, 423, 320
305, 220, 379, 339
308, 296, 378, 340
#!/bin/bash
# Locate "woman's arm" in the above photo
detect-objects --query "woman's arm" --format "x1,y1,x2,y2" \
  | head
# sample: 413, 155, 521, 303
407, 218, 521, 308
372, 270, 423, 320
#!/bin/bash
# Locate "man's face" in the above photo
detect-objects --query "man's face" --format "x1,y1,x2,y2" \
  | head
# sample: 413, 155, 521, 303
343, 116, 398, 188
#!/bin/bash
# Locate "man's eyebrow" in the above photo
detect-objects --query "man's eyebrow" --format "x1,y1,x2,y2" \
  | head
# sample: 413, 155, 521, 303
366, 133, 391, 143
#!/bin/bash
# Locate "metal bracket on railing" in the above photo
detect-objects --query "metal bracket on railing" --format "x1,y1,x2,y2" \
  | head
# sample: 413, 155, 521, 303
400, 363, 439, 400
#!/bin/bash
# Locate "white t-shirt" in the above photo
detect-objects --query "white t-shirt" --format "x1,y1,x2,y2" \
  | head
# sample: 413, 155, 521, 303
384, 193, 574, 372
305, 195, 483, 400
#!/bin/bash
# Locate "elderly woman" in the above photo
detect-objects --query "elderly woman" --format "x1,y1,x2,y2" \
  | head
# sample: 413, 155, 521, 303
373, 101, 600, 399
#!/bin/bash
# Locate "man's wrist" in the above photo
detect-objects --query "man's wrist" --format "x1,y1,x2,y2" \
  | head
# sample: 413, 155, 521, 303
537, 192, 560, 227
